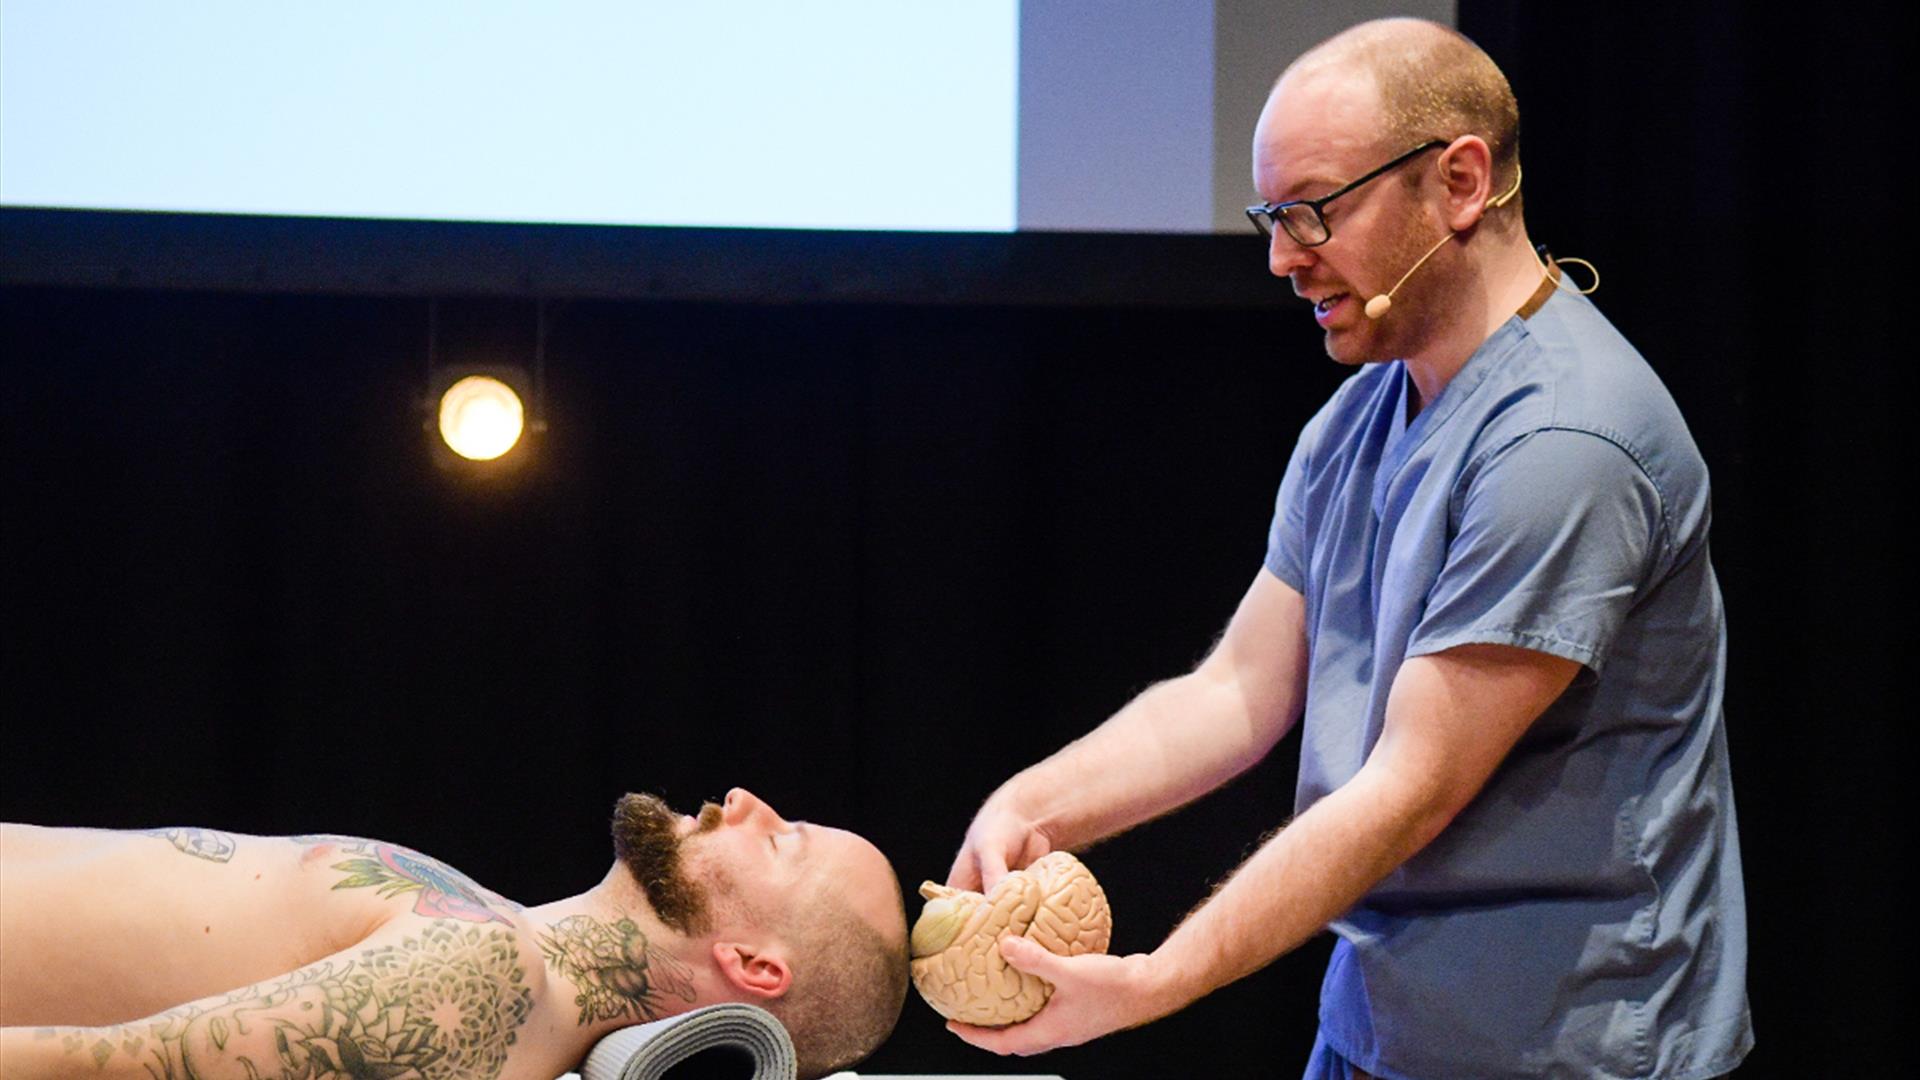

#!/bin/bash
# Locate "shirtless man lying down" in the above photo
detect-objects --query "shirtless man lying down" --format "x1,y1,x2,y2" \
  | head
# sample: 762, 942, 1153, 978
0, 788, 908, 1080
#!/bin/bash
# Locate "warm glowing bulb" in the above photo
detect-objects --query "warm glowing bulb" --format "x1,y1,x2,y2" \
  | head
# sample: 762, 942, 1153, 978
438, 376, 525, 461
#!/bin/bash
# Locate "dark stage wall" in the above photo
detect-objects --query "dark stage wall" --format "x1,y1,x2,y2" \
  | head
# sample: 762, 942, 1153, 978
1, 4, 1896, 1077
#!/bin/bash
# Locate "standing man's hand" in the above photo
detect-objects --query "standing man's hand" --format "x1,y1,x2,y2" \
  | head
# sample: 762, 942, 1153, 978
945, 938, 1177, 1055
946, 791, 1052, 892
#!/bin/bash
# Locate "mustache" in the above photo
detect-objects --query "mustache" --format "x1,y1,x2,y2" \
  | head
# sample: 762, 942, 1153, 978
696, 801, 723, 832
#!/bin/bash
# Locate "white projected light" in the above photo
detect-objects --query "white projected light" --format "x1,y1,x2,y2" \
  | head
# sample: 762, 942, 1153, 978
438, 376, 525, 461
0, 1, 1018, 231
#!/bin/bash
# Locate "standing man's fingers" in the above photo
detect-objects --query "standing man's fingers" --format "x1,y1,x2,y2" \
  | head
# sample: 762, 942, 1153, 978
945, 847, 984, 892
978, 845, 1014, 890
994, 935, 1062, 979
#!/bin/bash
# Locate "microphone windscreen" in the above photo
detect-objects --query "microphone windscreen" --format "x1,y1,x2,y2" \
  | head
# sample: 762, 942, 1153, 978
1365, 294, 1392, 319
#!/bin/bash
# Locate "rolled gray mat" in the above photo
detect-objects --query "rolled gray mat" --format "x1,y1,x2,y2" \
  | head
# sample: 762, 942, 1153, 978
580, 1003, 796, 1080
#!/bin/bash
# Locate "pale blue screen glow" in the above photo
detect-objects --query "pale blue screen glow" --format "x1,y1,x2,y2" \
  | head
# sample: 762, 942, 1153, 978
0, 1, 1019, 231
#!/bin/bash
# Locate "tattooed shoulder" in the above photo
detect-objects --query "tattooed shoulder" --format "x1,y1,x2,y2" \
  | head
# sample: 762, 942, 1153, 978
287, 832, 369, 848
295, 835, 524, 924
142, 826, 238, 863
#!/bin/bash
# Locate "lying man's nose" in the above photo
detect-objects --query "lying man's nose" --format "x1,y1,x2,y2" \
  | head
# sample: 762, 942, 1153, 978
724, 787, 790, 830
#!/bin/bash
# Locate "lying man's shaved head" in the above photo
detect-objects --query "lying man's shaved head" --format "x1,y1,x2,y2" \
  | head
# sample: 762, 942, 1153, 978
612, 790, 909, 1079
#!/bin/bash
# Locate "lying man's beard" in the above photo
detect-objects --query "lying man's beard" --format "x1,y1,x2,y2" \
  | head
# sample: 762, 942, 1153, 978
611, 793, 721, 936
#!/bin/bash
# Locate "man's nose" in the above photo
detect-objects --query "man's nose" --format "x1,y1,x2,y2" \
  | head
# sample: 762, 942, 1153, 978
1267, 228, 1315, 278
722, 787, 789, 831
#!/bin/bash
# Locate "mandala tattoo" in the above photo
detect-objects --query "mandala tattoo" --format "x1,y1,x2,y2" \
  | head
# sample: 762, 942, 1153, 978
34, 919, 534, 1080
538, 914, 697, 1025
144, 826, 238, 863
296, 835, 522, 925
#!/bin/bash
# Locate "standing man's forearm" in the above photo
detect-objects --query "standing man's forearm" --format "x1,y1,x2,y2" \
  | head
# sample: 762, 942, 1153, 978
1153, 643, 1584, 1002
990, 664, 1289, 852
1148, 755, 1441, 1004
950, 572, 1308, 889
946, 750, 1456, 1055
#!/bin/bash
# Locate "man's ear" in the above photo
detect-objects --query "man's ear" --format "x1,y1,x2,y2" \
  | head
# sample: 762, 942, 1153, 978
1437, 135, 1496, 231
711, 941, 792, 999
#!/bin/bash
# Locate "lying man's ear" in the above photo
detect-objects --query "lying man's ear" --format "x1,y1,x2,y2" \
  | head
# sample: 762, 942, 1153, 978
712, 941, 792, 999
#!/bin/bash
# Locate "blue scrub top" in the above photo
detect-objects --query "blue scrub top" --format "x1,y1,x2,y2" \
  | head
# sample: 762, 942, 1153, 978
1266, 286, 1752, 1079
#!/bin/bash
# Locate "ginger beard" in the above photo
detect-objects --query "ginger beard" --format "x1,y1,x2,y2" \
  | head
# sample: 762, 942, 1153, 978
1314, 190, 1454, 368
611, 793, 725, 936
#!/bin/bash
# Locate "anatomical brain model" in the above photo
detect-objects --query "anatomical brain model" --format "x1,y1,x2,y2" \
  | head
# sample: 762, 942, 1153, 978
909, 851, 1112, 1026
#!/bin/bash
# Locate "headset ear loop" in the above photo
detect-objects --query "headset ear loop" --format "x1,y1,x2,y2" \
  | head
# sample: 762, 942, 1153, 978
1493, 165, 1601, 297
1534, 243, 1601, 296
1489, 163, 1523, 208
1552, 256, 1601, 295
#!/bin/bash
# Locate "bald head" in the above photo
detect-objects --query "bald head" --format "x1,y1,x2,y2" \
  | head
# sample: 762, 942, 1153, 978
1280, 19, 1521, 214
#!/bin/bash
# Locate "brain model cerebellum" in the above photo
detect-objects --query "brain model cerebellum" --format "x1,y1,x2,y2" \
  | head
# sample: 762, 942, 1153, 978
909, 851, 1112, 1026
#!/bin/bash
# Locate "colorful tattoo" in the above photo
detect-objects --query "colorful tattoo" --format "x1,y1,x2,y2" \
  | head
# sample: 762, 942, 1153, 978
538, 914, 697, 1025
143, 826, 237, 863
297, 835, 521, 926
35, 919, 534, 1080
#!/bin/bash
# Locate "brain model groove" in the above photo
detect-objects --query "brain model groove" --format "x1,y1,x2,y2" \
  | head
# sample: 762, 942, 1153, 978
909, 851, 1112, 1026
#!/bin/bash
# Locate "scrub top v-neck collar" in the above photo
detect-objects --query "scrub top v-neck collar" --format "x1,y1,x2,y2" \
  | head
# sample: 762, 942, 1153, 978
1378, 267, 1562, 513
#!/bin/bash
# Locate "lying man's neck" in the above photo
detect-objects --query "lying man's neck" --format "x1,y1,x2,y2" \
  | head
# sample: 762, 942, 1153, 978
523, 863, 719, 1030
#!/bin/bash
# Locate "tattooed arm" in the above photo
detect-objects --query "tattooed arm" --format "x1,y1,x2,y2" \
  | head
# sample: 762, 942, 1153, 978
1, 917, 553, 1080
142, 827, 239, 864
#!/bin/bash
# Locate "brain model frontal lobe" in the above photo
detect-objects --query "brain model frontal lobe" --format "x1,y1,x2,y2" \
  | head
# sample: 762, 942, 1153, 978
909, 851, 1111, 1026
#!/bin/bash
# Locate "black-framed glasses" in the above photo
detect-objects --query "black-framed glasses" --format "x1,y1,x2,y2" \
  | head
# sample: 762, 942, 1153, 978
1246, 140, 1448, 246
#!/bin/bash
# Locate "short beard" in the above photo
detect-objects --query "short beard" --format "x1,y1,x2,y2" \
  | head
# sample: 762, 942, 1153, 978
610, 793, 721, 936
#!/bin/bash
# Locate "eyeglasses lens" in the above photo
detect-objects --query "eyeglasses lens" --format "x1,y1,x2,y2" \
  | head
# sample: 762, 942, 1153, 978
1278, 205, 1328, 246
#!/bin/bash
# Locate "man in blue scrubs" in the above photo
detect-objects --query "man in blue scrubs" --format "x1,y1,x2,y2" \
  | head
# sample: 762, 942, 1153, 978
945, 17, 1751, 1079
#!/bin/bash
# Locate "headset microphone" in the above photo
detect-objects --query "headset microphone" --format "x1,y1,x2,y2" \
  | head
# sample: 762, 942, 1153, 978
1365, 164, 1524, 320
1364, 230, 1455, 319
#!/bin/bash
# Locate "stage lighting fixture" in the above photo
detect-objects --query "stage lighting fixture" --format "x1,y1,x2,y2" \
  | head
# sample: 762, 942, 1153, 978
422, 299, 549, 474
438, 375, 524, 460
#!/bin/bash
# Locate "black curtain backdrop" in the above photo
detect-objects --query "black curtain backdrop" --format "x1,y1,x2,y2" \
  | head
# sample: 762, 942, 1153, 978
0, 5, 1895, 1077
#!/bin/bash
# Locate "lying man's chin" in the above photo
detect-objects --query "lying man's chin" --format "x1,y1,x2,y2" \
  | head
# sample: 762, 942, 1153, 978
610, 793, 713, 936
